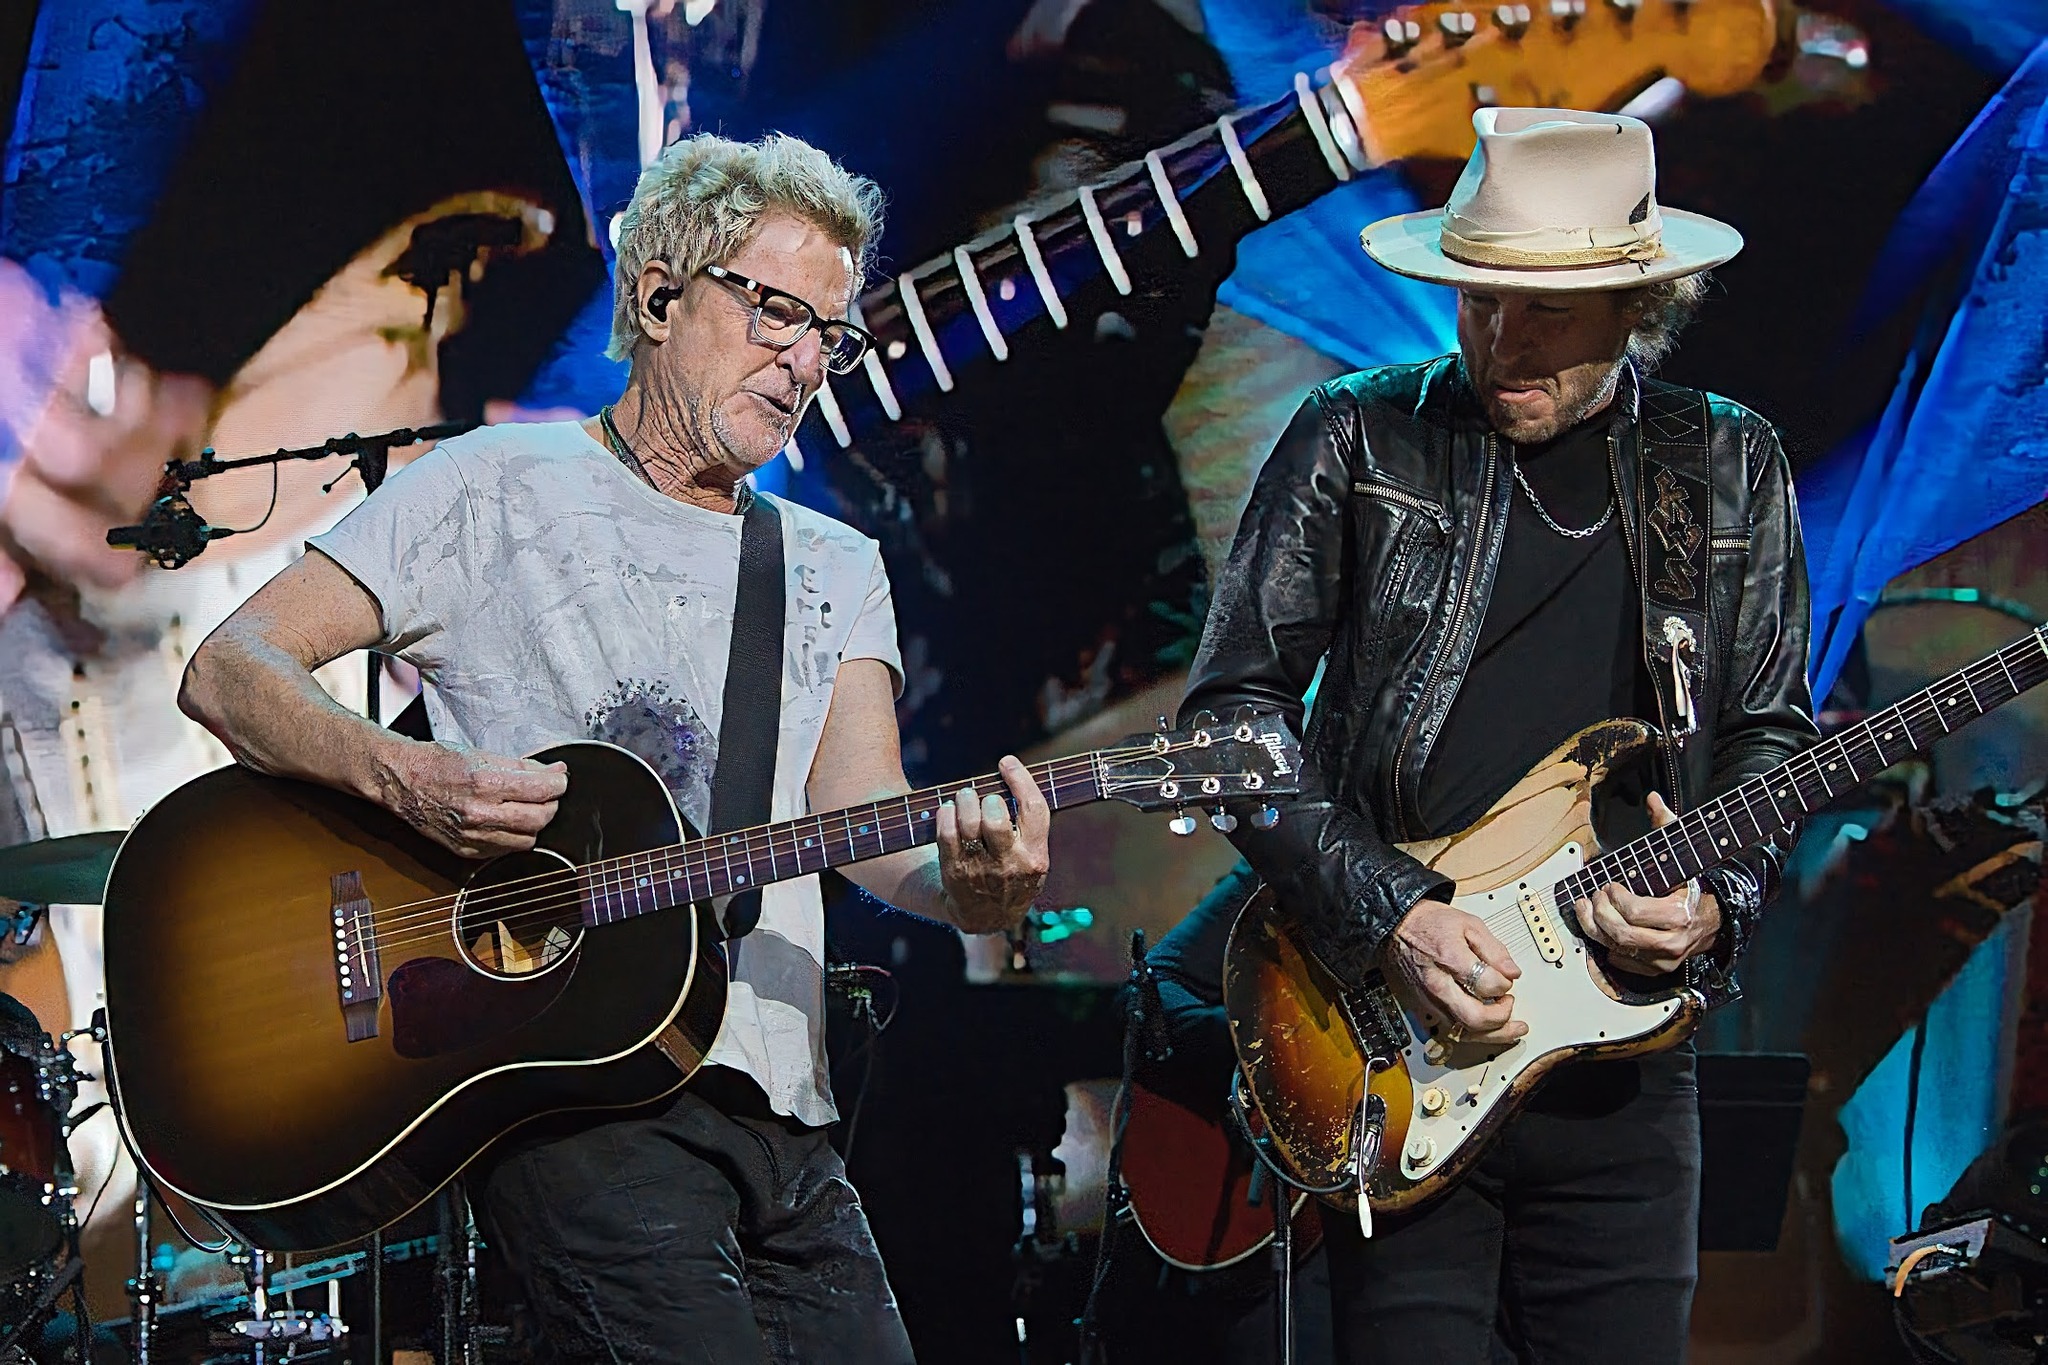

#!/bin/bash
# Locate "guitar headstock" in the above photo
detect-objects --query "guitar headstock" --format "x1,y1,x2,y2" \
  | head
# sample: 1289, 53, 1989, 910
1102, 708, 1303, 828
1331, 0, 1779, 165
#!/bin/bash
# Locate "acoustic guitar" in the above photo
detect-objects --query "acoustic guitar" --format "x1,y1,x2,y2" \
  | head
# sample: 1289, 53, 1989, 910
1224, 628, 2048, 1223
101, 709, 1300, 1252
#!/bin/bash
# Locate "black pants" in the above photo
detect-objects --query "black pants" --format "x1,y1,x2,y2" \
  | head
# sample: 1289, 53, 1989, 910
1320, 1050, 1700, 1365
472, 1066, 916, 1364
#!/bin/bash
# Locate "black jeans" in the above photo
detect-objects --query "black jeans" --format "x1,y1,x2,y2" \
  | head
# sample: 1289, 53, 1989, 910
472, 1066, 915, 1364
1321, 1049, 1700, 1365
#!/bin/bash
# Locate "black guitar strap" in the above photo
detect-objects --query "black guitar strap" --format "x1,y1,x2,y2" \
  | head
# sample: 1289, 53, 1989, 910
711, 489, 785, 947
1634, 380, 1715, 752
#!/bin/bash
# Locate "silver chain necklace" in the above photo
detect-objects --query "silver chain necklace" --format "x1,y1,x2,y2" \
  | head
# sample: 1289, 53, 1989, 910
1509, 450, 1614, 540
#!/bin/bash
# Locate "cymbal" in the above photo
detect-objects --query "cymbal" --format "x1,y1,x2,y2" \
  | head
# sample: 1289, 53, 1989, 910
0, 832, 124, 906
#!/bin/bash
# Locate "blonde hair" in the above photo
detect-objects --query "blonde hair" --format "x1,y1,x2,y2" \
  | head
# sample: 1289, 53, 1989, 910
607, 132, 884, 362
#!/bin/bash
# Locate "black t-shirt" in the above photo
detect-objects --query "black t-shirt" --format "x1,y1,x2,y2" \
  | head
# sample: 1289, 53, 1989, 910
1414, 414, 1653, 837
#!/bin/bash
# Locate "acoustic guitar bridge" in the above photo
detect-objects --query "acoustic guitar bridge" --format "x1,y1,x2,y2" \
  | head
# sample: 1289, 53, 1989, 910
331, 871, 383, 1041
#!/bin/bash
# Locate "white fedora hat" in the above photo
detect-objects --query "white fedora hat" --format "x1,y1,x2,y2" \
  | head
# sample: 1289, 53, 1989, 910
1360, 108, 1742, 292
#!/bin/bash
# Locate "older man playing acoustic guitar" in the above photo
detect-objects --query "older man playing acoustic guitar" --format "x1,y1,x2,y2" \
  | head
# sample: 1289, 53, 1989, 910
181, 132, 1051, 1363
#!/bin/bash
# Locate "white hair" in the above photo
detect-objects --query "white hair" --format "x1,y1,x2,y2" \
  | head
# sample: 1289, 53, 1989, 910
1619, 271, 1713, 371
606, 132, 884, 362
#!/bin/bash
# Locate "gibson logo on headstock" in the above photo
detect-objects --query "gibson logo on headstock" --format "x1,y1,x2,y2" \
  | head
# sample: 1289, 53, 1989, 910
1258, 731, 1295, 777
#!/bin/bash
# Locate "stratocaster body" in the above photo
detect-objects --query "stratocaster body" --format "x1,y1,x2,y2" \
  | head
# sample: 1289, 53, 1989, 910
1223, 720, 1703, 1216
103, 743, 727, 1252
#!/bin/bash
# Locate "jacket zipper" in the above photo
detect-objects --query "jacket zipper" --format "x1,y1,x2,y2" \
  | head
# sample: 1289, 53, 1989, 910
1353, 479, 1453, 536
1608, 428, 1687, 810
1390, 434, 1497, 839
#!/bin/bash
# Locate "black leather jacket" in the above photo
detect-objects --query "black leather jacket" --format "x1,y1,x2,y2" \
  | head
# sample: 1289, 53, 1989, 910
1182, 356, 1820, 1006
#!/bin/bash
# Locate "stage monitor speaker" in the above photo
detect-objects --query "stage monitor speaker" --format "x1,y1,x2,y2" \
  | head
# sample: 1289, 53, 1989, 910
1699, 1052, 1810, 1252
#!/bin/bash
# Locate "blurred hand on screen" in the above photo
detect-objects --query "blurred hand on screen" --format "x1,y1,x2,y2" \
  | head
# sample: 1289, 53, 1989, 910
0, 261, 213, 610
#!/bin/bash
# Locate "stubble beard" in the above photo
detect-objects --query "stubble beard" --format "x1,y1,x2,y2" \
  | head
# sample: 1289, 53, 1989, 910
708, 398, 792, 471
1478, 365, 1622, 447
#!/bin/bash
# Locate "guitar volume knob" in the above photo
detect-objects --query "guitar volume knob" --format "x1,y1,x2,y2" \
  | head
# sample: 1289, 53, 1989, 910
1420, 1086, 1448, 1116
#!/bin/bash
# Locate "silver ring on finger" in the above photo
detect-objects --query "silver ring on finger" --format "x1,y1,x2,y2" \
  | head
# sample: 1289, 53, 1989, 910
1460, 959, 1488, 999
959, 838, 984, 855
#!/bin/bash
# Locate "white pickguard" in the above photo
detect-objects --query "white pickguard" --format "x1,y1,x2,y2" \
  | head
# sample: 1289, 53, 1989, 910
1389, 842, 1686, 1183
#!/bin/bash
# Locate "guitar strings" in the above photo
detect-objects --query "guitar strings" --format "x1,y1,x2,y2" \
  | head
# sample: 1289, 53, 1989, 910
1468, 639, 2045, 951
364, 743, 1153, 933
358, 753, 1113, 955
1580, 643, 2034, 903
355, 634, 2045, 965
357, 740, 1231, 957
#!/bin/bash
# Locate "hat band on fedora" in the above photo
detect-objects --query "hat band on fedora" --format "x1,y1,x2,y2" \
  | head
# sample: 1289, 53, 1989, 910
1438, 211, 1666, 270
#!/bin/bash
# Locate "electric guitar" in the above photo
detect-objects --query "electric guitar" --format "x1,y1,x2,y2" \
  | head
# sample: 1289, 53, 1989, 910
801, 0, 1779, 453
100, 710, 1301, 1252
1224, 628, 2048, 1223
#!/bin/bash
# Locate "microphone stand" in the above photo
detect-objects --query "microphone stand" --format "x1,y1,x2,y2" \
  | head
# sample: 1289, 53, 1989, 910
106, 422, 474, 570
105, 422, 469, 721
1075, 929, 1170, 1364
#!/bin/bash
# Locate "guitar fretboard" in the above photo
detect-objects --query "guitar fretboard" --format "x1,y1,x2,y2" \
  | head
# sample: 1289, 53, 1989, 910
1558, 628, 2048, 904
799, 81, 1357, 449
574, 755, 1104, 927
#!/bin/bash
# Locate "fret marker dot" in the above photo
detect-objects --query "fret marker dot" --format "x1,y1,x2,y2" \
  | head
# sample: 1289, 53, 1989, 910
736, 876, 747, 885
886, 340, 907, 361
998, 278, 1016, 301
1884, 732, 1894, 740
859, 825, 871, 834
1123, 210, 1142, 235
1828, 763, 1837, 771
1718, 838, 1729, 847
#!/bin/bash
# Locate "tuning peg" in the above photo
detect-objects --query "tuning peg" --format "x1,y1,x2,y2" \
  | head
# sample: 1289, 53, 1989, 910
1549, 0, 1586, 28
1168, 807, 1198, 837
1438, 10, 1477, 44
1252, 805, 1281, 830
1210, 806, 1238, 834
1156, 714, 1170, 731
1381, 16, 1422, 56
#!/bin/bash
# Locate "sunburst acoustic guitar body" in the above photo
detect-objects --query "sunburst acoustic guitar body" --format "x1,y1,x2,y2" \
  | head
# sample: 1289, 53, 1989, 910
102, 742, 728, 1252
1222, 720, 1705, 1217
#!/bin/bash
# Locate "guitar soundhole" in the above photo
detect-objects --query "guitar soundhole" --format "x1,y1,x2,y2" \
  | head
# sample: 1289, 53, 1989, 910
454, 849, 585, 980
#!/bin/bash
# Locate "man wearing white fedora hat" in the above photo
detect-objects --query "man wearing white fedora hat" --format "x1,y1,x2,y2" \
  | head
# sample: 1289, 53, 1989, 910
1182, 108, 1819, 1360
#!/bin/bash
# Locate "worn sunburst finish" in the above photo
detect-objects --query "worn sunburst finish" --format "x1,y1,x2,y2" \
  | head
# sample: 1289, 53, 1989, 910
1223, 721, 1705, 1216
103, 742, 726, 1252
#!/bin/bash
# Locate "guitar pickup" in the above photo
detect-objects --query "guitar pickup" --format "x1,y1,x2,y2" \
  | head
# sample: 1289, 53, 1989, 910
1518, 889, 1564, 965
331, 871, 383, 1041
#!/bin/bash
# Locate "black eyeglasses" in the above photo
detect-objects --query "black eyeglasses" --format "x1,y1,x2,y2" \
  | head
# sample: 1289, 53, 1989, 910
699, 264, 875, 375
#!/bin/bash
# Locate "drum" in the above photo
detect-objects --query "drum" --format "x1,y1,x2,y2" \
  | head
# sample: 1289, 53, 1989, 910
0, 995, 64, 1280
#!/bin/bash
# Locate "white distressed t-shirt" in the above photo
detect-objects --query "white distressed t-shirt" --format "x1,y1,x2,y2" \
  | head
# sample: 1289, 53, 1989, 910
310, 420, 902, 1126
